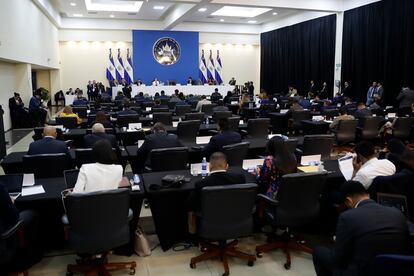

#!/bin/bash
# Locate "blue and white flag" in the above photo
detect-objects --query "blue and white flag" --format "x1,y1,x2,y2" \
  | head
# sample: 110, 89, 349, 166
199, 50, 208, 84
106, 49, 116, 82
215, 50, 223, 84
114, 48, 124, 82
124, 48, 134, 85
207, 50, 215, 81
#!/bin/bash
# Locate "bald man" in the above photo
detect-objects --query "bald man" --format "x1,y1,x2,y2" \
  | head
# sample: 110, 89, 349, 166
83, 123, 117, 148
27, 126, 70, 157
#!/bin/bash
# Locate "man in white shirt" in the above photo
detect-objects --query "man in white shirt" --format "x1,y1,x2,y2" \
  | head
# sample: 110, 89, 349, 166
195, 95, 211, 112
352, 141, 396, 189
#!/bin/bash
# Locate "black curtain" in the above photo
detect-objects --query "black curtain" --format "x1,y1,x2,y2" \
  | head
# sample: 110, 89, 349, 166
260, 14, 336, 96
341, 0, 414, 104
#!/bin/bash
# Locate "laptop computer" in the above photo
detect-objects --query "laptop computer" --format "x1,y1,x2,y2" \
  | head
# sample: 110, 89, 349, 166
377, 192, 409, 219
0, 174, 24, 193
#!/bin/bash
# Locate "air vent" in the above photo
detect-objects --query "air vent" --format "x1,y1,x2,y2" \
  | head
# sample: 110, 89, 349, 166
60, 12, 68, 18
128, 13, 137, 15
88, 11, 98, 14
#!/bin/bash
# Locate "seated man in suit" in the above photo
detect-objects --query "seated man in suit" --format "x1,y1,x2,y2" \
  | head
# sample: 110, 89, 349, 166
189, 152, 246, 212
137, 122, 183, 169
354, 102, 372, 127
72, 91, 89, 106
313, 181, 409, 276
83, 123, 117, 149
196, 95, 211, 112
329, 108, 355, 131
202, 118, 242, 159
118, 99, 138, 116
286, 98, 304, 117
27, 126, 70, 158
114, 91, 125, 101
212, 100, 229, 112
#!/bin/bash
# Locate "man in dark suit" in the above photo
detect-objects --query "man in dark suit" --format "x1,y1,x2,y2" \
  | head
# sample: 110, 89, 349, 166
118, 99, 138, 116
308, 80, 317, 98
189, 152, 246, 211
313, 181, 409, 276
137, 122, 183, 168
202, 118, 242, 159
72, 91, 89, 106
396, 86, 414, 108
9, 92, 25, 128
212, 100, 229, 112
27, 126, 70, 158
229, 77, 236, 86
353, 102, 372, 127
366, 81, 378, 106
83, 123, 117, 149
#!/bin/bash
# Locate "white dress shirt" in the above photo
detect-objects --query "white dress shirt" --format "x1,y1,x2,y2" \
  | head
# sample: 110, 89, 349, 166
73, 163, 123, 193
352, 158, 396, 189
196, 99, 212, 112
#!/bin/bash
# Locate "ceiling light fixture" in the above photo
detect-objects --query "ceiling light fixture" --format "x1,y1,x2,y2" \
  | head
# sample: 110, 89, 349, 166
198, 8, 207, 12
220, 19, 225, 22
212, 6, 271, 18
85, 0, 143, 13
70, 2, 77, 6
73, 13, 83, 17
272, 12, 278, 15
153, 6, 165, 10
248, 20, 257, 24
110, 14, 115, 18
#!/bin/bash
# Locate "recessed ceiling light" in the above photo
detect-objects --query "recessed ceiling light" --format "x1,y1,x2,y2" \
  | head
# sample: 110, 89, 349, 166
272, 12, 278, 15
248, 20, 257, 24
220, 19, 225, 22
110, 14, 115, 18
85, 0, 143, 13
198, 8, 207, 12
212, 6, 272, 18
73, 13, 83, 17
153, 6, 164, 10
70, 2, 77, 6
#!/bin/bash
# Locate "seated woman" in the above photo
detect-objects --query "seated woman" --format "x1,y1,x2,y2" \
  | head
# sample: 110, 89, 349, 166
259, 90, 270, 105
256, 136, 297, 197
93, 110, 113, 129
73, 140, 123, 193
59, 106, 81, 125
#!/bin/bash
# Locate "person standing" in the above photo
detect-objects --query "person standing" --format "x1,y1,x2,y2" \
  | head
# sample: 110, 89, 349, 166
396, 86, 414, 109
9, 92, 25, 128
366, 81, 378, 106
342, 81, 351, 98
28, 90, 47, 126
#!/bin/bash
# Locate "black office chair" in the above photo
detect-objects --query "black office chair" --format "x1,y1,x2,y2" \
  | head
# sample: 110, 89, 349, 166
72, 106, 88, 118
63, 169, 79, 189
56, 117, 78, 129
86, 128, 114, 135
291, 110, 311, 132
285, 139, 298, 154
153, 112, 173, 126
212, 111, 232, 123
33, 127, 64, 141
245, 118, 270, 139
63, 189, 136, 275
201, 104, 217, 116
116, 114, 139, 128
228, 116, 241, 132
333, 119, 358, 144
256, 172, 328, 269
397, 106, 412, 117
323, 109, 339, 120
142, 101, 154, 109
185, 112, 205, 122
160, 98, 170, 106
357, 116, 383, 140
370, 254, 414, 276
167, 101, 177, 110
175, 105, 192, 117
298, 135, 334, 160
269, 113, 289, 135
259, 104, 275, 118
152, 107, 169, 113
223, 142, 250, 167
150, 147, 189, 172
23, 153, 73, 178
177, 120, 200, 143
190, 184, 257, 276
74, 148, 94, 168
392, 117, 414, 141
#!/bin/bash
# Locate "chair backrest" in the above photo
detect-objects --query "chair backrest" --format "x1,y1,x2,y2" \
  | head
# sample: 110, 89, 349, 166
393, 117, 414, 140
175, 105, 192, 116
228, 116, 241, 132
199, 184, 257, 241
86, 128, 114, 135
370, 254, 414, 276
150, 147, 189, 171
269, 113, 289, 135
72, 106, 88, 118
185, 112, 205, 122
323, 109, 339, 120
285, 138, 298, 153
152, 107, 169, 113
275, 172, 327, 226
153, 112, 173, 126
302, 135, 334, 159
292, 110, 311, 129
23, 153, 72, 178
64, 189, 130, 254
361, 116, 383, 140
33, 127, 64, 141
142, 102, 154, 109
247, 118, 270, 138
201, 104, 217, 116
212, 111, 232, 123
336, 119, 358, 143
116, 114, 139, 128
176, 120, 200, 143
167, 101, 177, 110
74, 148, 95, 168
222, 142, 250, 166
64, 169, 79, 189
160, 98, 170, 106
56, 117, 78, 129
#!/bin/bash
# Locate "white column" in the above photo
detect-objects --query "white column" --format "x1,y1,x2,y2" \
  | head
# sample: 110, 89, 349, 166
50, 69, 62, 94
15, 63, 33, 105
333, 12, 344, 97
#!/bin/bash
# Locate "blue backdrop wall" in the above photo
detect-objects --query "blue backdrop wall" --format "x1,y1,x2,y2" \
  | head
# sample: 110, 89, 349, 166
132, 30, 199, 85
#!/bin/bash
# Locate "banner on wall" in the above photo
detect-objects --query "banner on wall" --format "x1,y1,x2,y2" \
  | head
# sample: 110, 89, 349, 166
215, 50, 223, 84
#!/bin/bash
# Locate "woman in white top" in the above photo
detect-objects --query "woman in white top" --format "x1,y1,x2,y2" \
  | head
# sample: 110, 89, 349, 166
73, 140, 123, 193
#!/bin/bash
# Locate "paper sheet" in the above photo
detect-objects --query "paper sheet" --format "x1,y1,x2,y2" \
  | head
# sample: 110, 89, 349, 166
137, 140, 144, 148
300, 155, 321, 166
173, 121, 179, 127
22, 174, 35, 187
298, 166, 319, 173
242, 159, 264, 170
338, 155, 354, 181
128, 123, 142, 130
196, 136, 211, 145
22, 185, 45, 196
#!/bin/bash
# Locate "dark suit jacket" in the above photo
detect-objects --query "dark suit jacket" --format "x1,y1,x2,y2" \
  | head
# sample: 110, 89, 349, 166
189, 171, 246, 211
27, 137, 70, 157
83, 132, 117, 148
332, 199, 409, 276
397, 88, 414, 108
202, 130, 242, 159
137, 132, 183, 167
354, 108, 372, 127
0, 184, 19, 234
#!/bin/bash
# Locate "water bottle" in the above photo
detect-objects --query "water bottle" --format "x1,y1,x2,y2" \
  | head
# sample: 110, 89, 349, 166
133, 174, 140, 184
201, 157, 207, 177
205, 117, 209, 125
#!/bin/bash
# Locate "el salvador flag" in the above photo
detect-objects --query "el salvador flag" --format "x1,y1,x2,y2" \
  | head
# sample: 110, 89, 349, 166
215, 50, 223, 84
207, 50, 215, 81
199, 50, 208, 84
106, 49, 116, 82
115, 48, 124, 82
124, 48, 134, 85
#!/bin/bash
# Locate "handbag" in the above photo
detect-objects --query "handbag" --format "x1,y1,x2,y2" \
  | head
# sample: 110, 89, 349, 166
161, 174, 186, 188
134, 225, 151, 257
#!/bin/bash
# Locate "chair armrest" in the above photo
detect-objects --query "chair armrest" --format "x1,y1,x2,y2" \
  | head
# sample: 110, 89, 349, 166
1, 220, 23, 240
208, 130, 219, 135
257, 194, 279, 206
